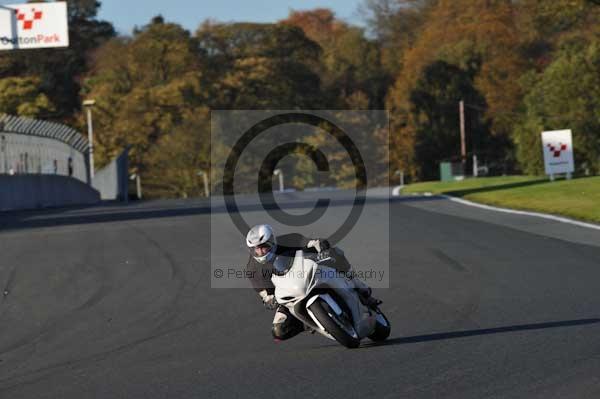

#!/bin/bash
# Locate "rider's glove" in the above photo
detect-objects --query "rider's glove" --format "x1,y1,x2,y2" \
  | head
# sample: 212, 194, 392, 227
317, 249, 335, 262
307, 238, 330, 253
259, 290, 277, 310
263, 295, 277, 310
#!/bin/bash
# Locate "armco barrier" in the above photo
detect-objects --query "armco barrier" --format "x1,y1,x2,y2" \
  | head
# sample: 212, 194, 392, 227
0, 175, 100, 211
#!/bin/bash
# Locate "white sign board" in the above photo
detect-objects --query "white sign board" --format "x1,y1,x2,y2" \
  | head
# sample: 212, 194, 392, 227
541, 129, 575, 176
0, 2, 69, 50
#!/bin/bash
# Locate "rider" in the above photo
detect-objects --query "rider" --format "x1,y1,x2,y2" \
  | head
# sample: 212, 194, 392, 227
245, 224, 380, 341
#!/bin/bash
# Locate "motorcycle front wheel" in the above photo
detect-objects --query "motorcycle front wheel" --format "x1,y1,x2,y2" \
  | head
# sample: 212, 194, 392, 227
309, 297, 360, 349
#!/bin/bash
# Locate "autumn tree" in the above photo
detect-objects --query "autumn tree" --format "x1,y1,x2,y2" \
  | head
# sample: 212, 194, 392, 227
513, 38, 600, 175
143, 108, 211, 198
83, 17, 209, 198
196, 22, 323, 109
409, 61, 491, 179
281, 9, 390, 108
0, 77, 54, 117
385, 0, 526, 179
361, 0, 435, 75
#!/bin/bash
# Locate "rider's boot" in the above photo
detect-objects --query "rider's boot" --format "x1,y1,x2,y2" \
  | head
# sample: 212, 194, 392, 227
350, 277, 382, 308
272, 305, 305, 341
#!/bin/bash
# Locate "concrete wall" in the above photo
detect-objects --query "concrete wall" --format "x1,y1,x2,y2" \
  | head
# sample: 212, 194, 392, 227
0, 175, 100, 211
92, 148, 129, 201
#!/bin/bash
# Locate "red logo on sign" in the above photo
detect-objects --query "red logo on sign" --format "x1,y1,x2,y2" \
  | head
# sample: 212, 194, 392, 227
547, 143, 567, 158
15, 8, 44, 31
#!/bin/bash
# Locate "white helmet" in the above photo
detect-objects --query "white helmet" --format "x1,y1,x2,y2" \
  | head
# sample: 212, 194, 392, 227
246, 224, 277, 264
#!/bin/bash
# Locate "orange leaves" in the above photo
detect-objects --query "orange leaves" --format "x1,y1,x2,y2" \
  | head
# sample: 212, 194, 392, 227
280, 8, 344, 45
386, 0, 528, 177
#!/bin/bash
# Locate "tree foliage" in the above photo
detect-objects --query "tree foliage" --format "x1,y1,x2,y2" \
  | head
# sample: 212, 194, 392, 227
513, 39, 600, 175
196, 22, 323, 109
410, 61, 490, 179
1, 1, 599, 196
281, 9, 390, 108
361, 0, 435, 74
0, 76, 54, 117
82, 19, 209, 197
378, 0, 600, 180
385, 0, 527, 177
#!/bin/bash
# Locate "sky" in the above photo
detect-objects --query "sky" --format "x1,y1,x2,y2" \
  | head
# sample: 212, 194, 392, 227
95, 0, 366, 35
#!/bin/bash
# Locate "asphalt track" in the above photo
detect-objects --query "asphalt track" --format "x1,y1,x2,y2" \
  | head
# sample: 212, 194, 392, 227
1, 191, 600, 398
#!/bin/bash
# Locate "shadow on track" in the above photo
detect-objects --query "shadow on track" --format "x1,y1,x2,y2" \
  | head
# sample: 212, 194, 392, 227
362, 318, 600, 348
0, 194, 442, 232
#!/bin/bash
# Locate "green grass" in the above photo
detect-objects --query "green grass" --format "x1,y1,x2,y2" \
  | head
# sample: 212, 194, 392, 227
403, 175, 600, 224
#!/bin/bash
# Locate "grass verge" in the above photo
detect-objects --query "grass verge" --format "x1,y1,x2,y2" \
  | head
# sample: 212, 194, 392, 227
402, 175, 600, 224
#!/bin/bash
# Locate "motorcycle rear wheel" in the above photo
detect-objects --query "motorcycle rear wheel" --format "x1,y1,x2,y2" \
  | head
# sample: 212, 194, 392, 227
368, 309, 391, 342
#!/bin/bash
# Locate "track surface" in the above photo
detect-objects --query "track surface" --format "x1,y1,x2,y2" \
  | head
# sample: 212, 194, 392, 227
1, 193, 600, 398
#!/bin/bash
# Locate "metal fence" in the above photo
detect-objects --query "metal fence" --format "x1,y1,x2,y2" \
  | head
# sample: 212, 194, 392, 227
0, 114, 89, 183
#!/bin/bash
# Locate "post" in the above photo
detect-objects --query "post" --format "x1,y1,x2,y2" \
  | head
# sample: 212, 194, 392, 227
197, 170, 210, 197
130, 173, 142, 200
83, 100, 96, 180
0, 6, 18, 50
394, 169, 405, 186
274, 169, 284, 192
472, 154, 478, 177
202, 172, 209, 197
460, 100, 466, 175
10, 7, 17, 50
86, 107, 94, 179
0, 135, 6, 174
136, 175, 142, 199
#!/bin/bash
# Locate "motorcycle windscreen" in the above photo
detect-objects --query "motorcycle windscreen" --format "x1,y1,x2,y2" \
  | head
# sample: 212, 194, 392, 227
272, 254, 295, 276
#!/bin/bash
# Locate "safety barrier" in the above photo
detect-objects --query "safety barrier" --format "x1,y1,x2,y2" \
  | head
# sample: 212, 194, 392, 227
0, 114, 89, 183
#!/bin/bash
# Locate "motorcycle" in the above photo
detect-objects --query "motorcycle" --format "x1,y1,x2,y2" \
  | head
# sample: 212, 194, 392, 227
271, 250, 391, 348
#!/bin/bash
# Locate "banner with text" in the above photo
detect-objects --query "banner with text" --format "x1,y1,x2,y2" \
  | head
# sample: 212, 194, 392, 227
0, 2, 69, 50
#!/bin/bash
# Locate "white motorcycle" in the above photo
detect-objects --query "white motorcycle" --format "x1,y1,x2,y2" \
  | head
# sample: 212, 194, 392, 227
271, 250, 391, 348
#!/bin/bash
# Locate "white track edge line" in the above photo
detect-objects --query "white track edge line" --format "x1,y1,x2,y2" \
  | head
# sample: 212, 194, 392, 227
391, 186, 600, 231
442, 194, 600, 231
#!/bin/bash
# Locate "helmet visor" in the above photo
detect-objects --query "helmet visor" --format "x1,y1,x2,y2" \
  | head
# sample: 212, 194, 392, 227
251, 242, 274, 258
